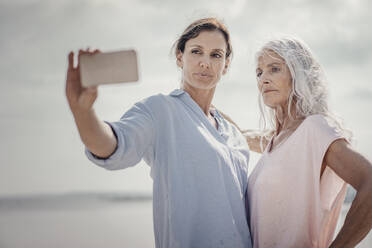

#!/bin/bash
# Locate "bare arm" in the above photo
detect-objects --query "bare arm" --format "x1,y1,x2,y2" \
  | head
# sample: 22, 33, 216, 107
326, 140, 372, 247
66, 50, 117, 158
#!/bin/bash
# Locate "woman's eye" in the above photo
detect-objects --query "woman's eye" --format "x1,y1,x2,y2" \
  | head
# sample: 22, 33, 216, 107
271, 67, 280, 73
212, 53, 222, 58
191, 50, 201, 54
256, 71, 262, 77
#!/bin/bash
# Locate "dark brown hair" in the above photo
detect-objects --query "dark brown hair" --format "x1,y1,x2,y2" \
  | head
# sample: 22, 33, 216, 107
173, 18, 233, 59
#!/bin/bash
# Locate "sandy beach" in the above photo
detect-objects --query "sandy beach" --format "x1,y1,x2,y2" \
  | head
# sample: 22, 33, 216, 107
0, 194, 371, 248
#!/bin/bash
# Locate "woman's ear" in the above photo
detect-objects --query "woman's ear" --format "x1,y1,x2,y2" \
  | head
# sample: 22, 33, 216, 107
176, 51, 183, 69
222, 57, 231, 75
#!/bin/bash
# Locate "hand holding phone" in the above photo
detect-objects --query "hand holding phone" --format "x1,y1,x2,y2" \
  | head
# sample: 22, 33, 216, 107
79, 49, 139, 87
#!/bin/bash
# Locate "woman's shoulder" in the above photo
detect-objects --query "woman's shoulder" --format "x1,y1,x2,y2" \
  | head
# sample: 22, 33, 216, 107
304, 114, 339, 127
139, 92, 178, 108
134, 92, 183, 120
304, 113, 326, 121
302, 114, 342, 139
303, 114, 330, 128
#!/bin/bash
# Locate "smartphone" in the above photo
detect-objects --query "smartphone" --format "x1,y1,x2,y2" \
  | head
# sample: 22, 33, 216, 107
79, 49, 139, 87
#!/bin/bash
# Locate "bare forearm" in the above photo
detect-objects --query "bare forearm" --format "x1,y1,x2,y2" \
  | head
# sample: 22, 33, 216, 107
72, 108, 117, 158
330, 183, 372, 247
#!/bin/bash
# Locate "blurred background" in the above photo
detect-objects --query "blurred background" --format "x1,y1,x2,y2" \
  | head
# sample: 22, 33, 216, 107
0, 0, 371, 247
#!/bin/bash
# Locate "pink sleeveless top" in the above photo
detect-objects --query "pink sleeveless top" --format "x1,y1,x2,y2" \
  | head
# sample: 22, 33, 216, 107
247, 114, 347, 248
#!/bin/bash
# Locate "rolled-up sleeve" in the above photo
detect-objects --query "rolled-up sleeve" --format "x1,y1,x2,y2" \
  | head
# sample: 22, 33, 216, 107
85, 101, 155, 170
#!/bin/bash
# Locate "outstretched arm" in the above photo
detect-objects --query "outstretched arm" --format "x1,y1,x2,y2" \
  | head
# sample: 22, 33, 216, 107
66, 50, 117, 158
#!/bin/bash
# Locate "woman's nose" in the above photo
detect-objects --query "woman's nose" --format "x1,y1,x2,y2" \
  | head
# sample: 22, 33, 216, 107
199, 57, 210, 69
259, 72, 270, 85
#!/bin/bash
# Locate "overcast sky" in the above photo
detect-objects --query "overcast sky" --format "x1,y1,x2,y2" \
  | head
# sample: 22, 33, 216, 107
1, 0, 371, 196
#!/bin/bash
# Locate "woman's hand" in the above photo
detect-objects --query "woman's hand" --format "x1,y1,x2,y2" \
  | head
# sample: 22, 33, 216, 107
242, 130, 271, 153
215, 108, 272, 153
66, 49, 100, 113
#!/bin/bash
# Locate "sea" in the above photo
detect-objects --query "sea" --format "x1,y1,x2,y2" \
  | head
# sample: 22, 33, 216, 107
0, 188, 371, 248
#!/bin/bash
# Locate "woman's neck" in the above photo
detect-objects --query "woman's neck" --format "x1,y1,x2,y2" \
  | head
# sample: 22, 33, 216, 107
274, 103, 302, 135
182, 83, 216, 116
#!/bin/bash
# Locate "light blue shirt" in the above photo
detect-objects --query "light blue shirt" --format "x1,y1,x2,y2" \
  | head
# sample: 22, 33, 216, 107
86, 89, 252, 248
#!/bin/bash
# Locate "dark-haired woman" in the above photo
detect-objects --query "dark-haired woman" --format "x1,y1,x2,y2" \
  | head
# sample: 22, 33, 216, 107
65, 18, 252, 248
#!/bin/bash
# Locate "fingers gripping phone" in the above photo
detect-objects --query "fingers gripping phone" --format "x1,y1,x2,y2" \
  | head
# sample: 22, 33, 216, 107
79, 49, 139, 87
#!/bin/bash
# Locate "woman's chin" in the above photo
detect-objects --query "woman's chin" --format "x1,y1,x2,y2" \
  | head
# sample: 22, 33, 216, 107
185, 80, 218, 90
262, 100, 278, 109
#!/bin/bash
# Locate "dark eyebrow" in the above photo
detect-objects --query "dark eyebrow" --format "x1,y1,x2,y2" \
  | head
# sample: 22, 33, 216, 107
190, 45, 203, 49
189, 45, 225, 53
212, 48, 225, 53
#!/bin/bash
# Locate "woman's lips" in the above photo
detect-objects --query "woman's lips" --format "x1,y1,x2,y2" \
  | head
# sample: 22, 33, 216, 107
263, 89, 277, 94
194, 72, 213, 78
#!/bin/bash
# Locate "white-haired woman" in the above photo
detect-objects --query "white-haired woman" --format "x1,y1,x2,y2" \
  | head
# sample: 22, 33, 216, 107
240, 37, 372, 247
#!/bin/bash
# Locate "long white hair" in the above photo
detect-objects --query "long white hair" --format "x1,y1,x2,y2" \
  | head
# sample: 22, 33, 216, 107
255, 36, 351, 141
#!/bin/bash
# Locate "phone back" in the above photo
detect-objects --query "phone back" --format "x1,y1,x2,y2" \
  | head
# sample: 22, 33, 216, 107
80, 49, 139, 87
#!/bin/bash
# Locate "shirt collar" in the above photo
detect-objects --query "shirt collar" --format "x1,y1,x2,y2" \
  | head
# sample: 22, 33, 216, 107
169, 89, 222, 119
169, 89, 185, 97
170, 88, 226, 134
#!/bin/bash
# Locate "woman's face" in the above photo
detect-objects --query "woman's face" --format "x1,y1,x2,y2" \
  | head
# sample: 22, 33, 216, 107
256, 50, 293, 109
177, 30, 229, 90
